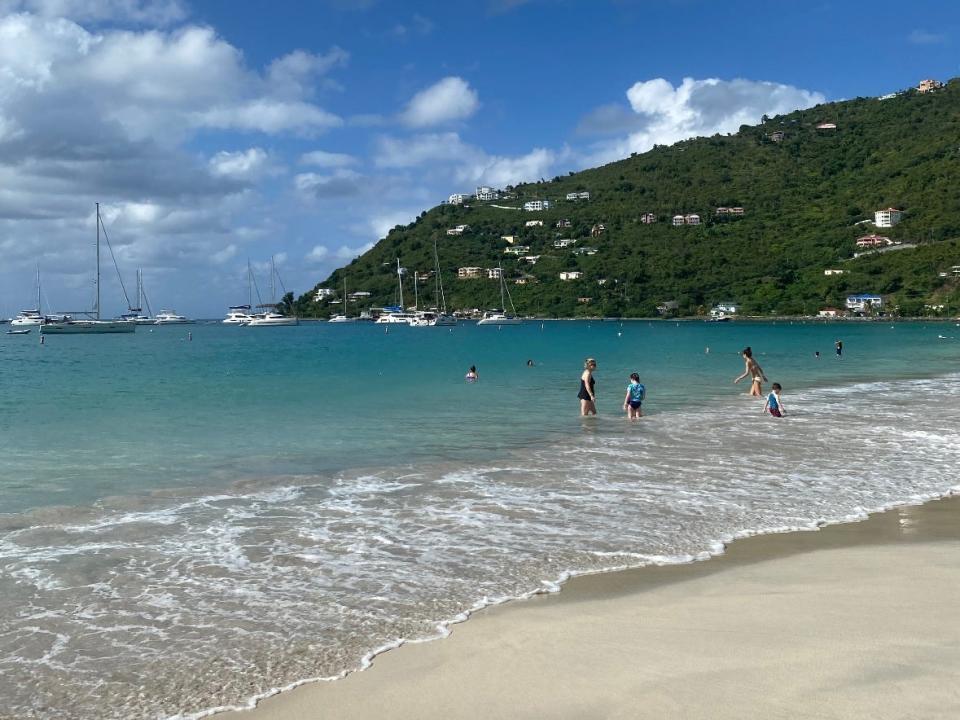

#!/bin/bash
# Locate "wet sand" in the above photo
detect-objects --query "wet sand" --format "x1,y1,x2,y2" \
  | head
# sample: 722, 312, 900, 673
223, 495, 960, 719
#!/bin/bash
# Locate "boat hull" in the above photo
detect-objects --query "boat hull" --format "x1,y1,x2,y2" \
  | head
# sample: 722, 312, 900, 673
41, 321, 136, 334
477, 316, 522, 325
246, 317, 299, 327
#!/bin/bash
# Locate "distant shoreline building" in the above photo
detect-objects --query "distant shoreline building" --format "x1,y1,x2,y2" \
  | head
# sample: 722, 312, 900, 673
874, 208, 903, 228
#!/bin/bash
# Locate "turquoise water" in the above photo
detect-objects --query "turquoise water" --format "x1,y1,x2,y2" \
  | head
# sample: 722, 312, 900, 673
1, 319, 959, 720
1, 320, 956, 513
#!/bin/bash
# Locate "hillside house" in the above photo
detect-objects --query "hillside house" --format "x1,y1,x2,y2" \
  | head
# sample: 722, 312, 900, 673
348, 291, 371, 301
514, 275, 537, 285
640, 213, 657, 224
446, 224, 470, 236
846, 293, 883, 312
521, 255, 541, 264
856, 234, 892, 248
315, 288, 336, 300
590, 223, 606, 237
953, 265, 960, 276
457, 267, 483, 279
577, 297, 592, 304
768, 130, 785, 142
448, 193, 469, 205
815, 122, 837, 130
501, 235, 519, 244
504, 245, 531, 255
918, 79, 944, 93
657, 300, 679, 315
486, 268, 502, 280
874, 208, 903, 227
554, 238, 577, 248
475, 186, 499, 201
672, 215, 685, 226
715, 207, 745, 216
572, 246, 598, 256
559, 271, 583, 281
525, 220, 544, 227
818, 307, 845, 318
685, 214, 701, 225
824, 269, 845, 276
711, 302, 738, 318
555, 219, 572, 228
566, 191, 590, 201
597, 278, 608, 286
523, 200, 553, 211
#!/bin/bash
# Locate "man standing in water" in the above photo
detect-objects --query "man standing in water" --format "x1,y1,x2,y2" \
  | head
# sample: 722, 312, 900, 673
734, 347, 767, 397
835, 339, 843, 359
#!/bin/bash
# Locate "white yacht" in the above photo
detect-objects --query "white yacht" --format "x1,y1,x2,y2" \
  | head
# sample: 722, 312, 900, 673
11, 309, 43, 327
328, 277, 357, 323
247, 311, 299, 327
154, 310, 192, 325
374, 308, 416, 324
477, 263, 522, 326
120, 269, 155, 324
223, 305, 253, 325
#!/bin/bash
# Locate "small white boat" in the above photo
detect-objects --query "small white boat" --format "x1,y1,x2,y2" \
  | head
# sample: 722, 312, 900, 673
375, 309, 416, 324
6, 328, 31, 335
328, 314, 356, 323
11, 310, 43, 327
154, 310, 193, 324
246, 312, 299, 327
223, 306, 253, 325
477, 263, 521, 326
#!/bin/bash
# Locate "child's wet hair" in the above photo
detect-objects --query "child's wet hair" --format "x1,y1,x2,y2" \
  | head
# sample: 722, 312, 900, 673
772, 382, 782, 391
630, 372, 640, 382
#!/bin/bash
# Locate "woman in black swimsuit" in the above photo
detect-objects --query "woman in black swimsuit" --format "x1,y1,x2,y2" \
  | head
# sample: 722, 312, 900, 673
578, 357, 597, 416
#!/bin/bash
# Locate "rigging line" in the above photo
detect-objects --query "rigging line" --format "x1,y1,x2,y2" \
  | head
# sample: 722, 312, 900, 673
251, 265, 264, 307
98, 215, 134, 309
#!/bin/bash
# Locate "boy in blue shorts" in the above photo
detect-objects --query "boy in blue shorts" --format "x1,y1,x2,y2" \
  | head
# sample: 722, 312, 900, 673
622, 372, 646, 420
763, 382, 785, 417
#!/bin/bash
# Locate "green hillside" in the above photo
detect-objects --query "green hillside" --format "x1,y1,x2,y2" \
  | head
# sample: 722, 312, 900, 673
298, 79, 960, 318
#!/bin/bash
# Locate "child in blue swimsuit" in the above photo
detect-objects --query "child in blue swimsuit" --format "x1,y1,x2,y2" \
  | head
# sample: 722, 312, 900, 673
622, 372, 646, 420
763, 382, 785, 417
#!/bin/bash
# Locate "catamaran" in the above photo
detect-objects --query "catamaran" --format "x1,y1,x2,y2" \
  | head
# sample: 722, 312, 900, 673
246, 256, 299, 327
154, 310, 193, 324
11, 267, 45, 326
375, 259, 416, 324
120, 269, 155, 324
477, 262, 522, 325
41, 203, 136, 334
223, 262, 256, 324
328, 276, 356, 323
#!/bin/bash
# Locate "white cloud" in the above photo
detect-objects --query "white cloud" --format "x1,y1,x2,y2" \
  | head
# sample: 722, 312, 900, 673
374, 132, 558, 187
211, 243, 238, 264
907, 29, 946, 45
334, 242, 373, 260
300, 149, 357, 167
266, 47, 348, 98
0, 0, 187, 24
294, 169, 363, 198
400, 76, 479, 127
209, 148, 270, 180
582, 77, 824, 165
305, 245, 328, 263
197, 99, 342, 135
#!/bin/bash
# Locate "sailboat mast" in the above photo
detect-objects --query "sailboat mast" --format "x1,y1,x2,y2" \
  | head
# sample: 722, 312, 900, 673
499, 262, 506, 310
343, 276, 348, 318
95, 203, 101, 320
397, 258, 404, 309
36, 265, 41, 315
270, 256, 276, 304
414, 271, 419, 311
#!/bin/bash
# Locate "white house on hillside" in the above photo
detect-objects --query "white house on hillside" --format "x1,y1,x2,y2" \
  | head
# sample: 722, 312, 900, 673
856, 234, 892, 248
566, 191, 590, 201
523, 200, 553, 211
486, 267, 502, 280
525, 220, 544, 227
874, 208, 903, 227
824, 269, 845, 276
446, 224, 470, 236
315, 288, 336, 300
476, 186, 499, 201
448, 193, 468, 205
711, 302, 738, 318
641, 213, 657, 224
501, 235, 519, 244
559, 271, 583, 281
553, 238, 577, 248
458, 267, 482, 279
504, 245, 531, 255
672, 215, 685, 226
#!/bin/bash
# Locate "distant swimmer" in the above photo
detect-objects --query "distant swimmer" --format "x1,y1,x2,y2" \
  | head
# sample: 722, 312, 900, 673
622, 372, 645, 420
465, 365, 478, 382
734, 346, 767, 397
815, 351, 820, 359
763, 383, 786, 417
835, 339, 843, 359
526, 359, 535, 367
578, 357, 597, 416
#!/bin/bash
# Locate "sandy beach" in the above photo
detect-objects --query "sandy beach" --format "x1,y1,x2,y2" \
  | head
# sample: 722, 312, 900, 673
225, 496, 960, 720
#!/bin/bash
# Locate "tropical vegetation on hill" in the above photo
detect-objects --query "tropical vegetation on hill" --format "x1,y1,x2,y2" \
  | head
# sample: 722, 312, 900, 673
297, 78, 960, 318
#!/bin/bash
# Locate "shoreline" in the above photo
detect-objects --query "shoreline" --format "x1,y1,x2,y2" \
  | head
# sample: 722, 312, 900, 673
217, 492, 960, 720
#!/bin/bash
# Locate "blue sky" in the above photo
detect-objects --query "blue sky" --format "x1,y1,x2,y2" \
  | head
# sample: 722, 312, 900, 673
0, 0, 956, 317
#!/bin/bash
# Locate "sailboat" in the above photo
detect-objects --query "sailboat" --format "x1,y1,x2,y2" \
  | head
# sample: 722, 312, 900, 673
246, 256, 299, 327
42, 203, 136, 334
120, 269, 156, 324
328, 276, 356, 323
11, 266, 45, 327
477, 262, 522, 325
375, 259, 416, 324
411, 241, 456, 327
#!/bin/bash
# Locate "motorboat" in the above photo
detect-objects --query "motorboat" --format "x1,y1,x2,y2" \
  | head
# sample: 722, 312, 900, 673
11, 310, 43, 327
6, 328, 31, 335
223, 305, 253, 325
246, 311, 299, 327
154, 310, 193, 324
328, 314, 356, 323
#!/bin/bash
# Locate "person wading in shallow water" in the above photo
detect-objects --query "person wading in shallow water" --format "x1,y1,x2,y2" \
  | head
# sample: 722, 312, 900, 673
578, 358, 597, 416
734, 346, 767, 398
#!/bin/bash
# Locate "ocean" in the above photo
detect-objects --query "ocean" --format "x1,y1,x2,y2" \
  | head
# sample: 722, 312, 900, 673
1, 320, 958, 719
